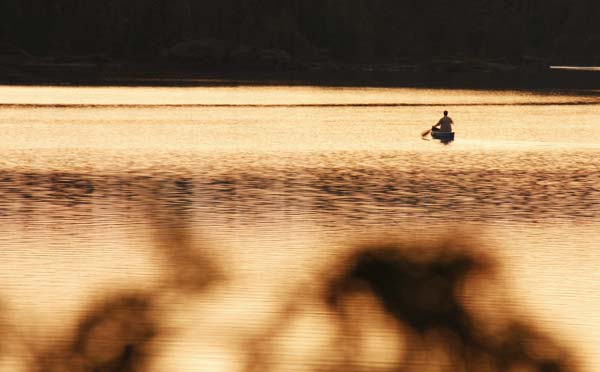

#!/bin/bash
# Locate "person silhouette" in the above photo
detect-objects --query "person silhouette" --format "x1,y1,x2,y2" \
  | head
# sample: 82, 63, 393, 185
432, 110, 454, 133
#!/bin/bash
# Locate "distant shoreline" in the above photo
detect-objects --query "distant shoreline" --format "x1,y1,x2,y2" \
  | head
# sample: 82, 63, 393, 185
1, 55, 599, 90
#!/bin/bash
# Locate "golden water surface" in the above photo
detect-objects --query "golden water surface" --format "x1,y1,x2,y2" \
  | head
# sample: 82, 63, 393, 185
0, 85, 599, 371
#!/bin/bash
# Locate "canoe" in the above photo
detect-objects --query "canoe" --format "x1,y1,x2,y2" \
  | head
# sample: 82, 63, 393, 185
431, 131, 455, 141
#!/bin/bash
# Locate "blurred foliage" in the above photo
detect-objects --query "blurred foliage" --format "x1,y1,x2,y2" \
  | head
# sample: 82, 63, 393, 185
0, 220, 581, 371
325, 241, 577, 371
0, 171, 583, 369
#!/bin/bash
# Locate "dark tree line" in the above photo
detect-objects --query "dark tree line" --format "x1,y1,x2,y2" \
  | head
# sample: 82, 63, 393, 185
1, 0, 598, 63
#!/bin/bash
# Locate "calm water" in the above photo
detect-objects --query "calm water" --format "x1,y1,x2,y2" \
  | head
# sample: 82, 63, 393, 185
0, 85, 599, 371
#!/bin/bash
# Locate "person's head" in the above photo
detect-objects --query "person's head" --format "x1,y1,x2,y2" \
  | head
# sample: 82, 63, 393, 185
443, 110, 448, 116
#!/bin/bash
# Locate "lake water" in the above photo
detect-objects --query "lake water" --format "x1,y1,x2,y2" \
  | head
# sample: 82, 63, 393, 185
0, 85, 599, 371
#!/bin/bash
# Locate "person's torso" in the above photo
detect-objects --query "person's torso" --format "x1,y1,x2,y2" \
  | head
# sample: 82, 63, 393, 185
440, 116, 453, 132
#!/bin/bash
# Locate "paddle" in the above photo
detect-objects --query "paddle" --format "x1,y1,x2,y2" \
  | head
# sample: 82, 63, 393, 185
421, 126, 433, 137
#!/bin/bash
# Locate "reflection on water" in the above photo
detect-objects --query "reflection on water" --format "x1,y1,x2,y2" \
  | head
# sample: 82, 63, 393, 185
0, 162, 599, 226
4, 137, 600, 223
0, 85, 599, 370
